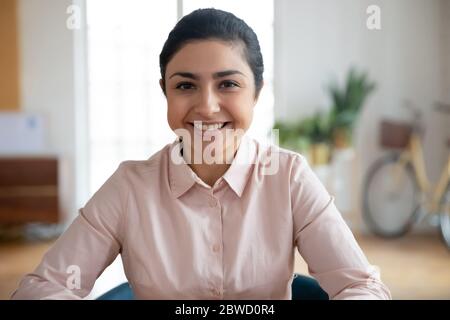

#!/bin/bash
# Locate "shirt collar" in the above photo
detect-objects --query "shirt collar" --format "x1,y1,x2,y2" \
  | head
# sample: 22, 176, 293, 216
168, 139, 196, 198
222, 135, 256, 197
168, 135, 256, 198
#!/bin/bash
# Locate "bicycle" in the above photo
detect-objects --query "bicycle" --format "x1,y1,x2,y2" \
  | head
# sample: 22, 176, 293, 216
362, 101, 450, 249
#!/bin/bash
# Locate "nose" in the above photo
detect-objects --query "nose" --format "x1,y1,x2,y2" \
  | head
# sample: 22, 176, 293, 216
194, 86, 220, 117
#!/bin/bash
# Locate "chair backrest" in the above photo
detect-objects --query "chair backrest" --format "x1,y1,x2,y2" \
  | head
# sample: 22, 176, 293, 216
291, 273, 329, 300
97, 273, 329, 300
97, 282, 134, 300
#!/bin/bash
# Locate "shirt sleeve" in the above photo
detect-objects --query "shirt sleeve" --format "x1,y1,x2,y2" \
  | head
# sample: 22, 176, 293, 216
10, 163, 128, 300
291, 155, 392, 300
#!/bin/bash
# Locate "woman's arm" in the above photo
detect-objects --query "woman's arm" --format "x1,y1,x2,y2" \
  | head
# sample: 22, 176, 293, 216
10, 164, 128, 300
291, 155, 391, 300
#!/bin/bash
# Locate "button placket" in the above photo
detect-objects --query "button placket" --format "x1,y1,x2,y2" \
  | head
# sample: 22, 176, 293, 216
209, 202, 222, 257
207, 196, 224, 299
209, 198, 217, 207
211, 287, 222, 298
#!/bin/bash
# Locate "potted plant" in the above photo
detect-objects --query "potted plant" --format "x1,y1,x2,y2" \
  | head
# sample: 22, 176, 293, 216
273, 119, 309, 154
272, 67, 375, 165
273, 111, 333, 166
303, 111, 333, 165
327, 68, 376, 149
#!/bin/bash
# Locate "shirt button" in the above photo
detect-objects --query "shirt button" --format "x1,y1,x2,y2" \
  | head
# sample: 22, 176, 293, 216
209, 198, 217, 207
211, 288, 222, 297
212, 244, 221, 252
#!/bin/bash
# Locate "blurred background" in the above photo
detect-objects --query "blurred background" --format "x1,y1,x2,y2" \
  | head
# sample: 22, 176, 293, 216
0, 0, 449, 299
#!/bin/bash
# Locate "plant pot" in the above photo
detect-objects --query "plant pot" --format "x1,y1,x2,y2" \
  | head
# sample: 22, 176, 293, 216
308, 143, 330, 166
333, 127, 351, 149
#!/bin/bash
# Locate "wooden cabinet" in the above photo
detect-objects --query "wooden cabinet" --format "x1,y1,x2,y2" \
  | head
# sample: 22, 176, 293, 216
0, 157, 59, 224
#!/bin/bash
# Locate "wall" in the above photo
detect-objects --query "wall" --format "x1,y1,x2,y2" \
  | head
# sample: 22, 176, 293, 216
18, 0, 78, 224
443, 0, 450, 103
274, 0, 450, 231
0, 0, 20, 110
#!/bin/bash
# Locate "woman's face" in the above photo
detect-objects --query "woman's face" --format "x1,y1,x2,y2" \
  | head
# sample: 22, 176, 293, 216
162, 39, 261, 163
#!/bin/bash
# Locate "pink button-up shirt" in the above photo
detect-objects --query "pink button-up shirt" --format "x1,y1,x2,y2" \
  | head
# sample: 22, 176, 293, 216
11, 135, 391, 300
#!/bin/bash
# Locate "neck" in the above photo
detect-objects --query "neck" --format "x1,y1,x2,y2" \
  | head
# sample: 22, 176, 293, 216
189, 162, 231, 187
181, 141, 241, 187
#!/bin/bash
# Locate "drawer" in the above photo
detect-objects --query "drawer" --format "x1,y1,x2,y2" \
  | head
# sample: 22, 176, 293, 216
0, 157, 59, 224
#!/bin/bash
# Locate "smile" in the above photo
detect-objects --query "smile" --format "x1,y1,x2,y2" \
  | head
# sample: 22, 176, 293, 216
189, 122, 231, 131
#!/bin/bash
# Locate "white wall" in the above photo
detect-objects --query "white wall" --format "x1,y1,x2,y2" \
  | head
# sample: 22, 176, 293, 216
443, 0, 450, 103
275, 0, 450, 231
18, 0, 79, 224
440, 0, 450, 177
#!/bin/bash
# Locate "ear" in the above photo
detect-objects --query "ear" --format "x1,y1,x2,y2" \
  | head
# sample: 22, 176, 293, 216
253, 80, 264, 105
159, 79, 166, 95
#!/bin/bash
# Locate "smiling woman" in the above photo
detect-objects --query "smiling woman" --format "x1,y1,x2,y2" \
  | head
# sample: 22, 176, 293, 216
157, 9, 265, 186
11, 8, 391, 300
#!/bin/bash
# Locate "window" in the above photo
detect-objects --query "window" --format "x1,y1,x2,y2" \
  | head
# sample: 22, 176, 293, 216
86, 0, 177, 194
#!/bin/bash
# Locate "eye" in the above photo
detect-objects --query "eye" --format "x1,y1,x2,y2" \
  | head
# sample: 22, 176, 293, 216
219, 80, 239, 89
176, 82, 196, 90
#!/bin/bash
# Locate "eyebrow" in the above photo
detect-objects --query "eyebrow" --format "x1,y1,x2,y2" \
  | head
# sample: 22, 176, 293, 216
169, 70, 246, 80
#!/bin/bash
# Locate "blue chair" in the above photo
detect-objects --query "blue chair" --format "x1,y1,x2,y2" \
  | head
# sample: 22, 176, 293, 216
97, 273, 329, 300
97, 282, 135, 300
291, 273, 329, 300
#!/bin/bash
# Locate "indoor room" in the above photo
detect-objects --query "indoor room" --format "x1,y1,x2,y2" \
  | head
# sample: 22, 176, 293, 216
0, 0, 449, 300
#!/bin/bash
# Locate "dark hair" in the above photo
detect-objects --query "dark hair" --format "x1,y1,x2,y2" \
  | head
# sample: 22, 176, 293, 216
159, 8, 264, 97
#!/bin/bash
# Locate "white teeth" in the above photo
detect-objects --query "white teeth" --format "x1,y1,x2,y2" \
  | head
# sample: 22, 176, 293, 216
192, 122, 226, 131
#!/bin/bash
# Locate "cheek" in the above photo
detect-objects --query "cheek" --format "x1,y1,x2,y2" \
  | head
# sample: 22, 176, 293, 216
228, 97, 255, 125
166, 112, 177, 131
166, 97, 188, 128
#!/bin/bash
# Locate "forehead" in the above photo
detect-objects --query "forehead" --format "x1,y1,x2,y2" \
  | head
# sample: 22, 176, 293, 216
166, 40, 251, 76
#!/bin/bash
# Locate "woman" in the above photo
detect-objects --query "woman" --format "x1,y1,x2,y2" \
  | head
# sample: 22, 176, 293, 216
11, 8, 391, 300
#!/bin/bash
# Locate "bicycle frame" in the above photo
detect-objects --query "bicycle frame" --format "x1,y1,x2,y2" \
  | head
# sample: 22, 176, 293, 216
394, 132, 450, 214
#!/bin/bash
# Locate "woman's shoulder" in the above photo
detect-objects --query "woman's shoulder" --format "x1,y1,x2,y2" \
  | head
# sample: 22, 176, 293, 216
244, 136, 311, 184
115, 142, 174, 179
249, 137, 308, 168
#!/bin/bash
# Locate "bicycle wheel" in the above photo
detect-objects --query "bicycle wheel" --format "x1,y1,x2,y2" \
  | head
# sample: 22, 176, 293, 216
438, 183, 450, 250
363, 152, 421, 237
